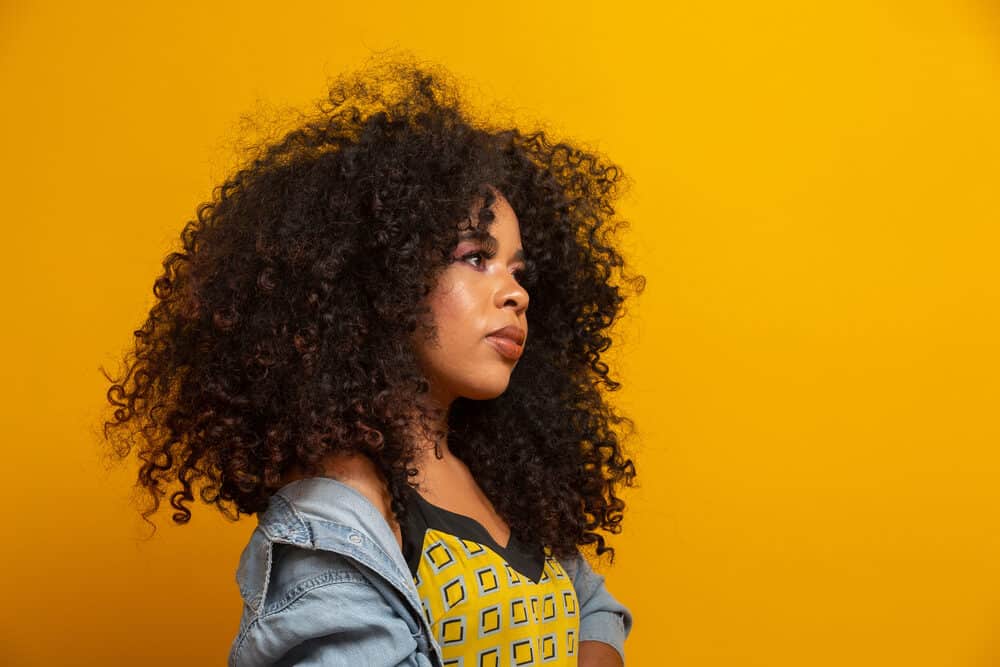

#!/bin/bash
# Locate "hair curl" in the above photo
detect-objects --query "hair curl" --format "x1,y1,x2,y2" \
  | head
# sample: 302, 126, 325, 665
100, 54, 645, 562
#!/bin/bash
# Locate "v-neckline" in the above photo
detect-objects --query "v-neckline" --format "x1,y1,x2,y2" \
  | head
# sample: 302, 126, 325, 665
412, 490, 513, 551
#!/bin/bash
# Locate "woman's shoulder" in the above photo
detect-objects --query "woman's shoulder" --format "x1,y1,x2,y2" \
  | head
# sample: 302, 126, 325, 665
231, 468, 420, 665
280, 451, 403, 548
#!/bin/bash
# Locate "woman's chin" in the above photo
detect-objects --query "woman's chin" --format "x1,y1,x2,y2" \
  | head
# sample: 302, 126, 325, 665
460, 377, 512, 401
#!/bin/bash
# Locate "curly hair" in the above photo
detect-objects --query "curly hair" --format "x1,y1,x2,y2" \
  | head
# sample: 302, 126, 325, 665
100, 54, 645, 562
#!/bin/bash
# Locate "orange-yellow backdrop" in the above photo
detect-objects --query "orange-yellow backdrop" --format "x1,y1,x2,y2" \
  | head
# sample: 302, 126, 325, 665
2, 1, 998, 665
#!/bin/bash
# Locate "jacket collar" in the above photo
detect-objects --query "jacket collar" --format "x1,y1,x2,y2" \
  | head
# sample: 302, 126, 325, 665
238, 477, 444, 665
257, 476, 414, 594
236, 477, 423, 616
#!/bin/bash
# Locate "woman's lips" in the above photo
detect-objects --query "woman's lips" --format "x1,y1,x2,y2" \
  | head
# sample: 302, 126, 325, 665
486, 335, 523, 360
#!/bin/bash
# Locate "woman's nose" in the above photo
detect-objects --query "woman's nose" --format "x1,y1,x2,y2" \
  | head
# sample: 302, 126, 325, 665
498, 276, 529, 313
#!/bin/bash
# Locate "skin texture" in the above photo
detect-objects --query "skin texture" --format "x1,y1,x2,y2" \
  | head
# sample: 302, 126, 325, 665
403, 190, 527, 552
408, 190, 529, 406
579, 640, 625, 667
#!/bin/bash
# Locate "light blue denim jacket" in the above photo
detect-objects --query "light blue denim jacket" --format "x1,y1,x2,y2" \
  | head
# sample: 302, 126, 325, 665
229, 477, 633, 666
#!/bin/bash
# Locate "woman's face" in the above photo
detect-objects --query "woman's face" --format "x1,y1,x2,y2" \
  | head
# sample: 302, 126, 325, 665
411, 192, 530, 405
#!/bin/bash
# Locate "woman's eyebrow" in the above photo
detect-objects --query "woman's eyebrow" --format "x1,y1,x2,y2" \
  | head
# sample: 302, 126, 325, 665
458, 228, 490, 242
457, 230, 528, 263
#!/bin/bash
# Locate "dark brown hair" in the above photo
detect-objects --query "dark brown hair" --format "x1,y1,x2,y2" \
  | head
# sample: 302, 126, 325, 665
100, 54, 645, 562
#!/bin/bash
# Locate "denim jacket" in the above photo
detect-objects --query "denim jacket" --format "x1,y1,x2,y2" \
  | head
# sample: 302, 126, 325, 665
229, 477, 633, 666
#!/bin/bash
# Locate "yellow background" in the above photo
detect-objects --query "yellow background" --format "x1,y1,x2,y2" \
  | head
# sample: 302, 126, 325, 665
2, 1, 998, 664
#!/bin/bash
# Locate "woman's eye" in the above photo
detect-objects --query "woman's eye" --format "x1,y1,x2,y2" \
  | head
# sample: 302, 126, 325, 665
459, 251, 531, 285
461, 251, 488, 268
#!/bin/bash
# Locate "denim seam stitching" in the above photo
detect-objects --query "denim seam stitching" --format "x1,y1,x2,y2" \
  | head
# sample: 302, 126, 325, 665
233, 576, 392, 664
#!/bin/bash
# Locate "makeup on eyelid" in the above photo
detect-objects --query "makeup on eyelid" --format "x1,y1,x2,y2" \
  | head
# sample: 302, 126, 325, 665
452, 244, 528, 281
409, 190, 529, 404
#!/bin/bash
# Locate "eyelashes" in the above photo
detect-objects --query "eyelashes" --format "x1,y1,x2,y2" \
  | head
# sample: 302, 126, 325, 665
458, 250, 535, 285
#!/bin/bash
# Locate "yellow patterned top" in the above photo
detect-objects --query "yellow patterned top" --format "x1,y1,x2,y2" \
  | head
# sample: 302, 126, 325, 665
401, 490, 581, 666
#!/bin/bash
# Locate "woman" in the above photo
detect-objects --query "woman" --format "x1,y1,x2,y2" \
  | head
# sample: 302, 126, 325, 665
101, 55, 645, 666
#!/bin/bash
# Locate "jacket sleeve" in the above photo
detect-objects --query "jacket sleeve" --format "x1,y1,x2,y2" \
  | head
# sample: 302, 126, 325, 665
559, 549, 634, 664
229, 550, 435, 667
